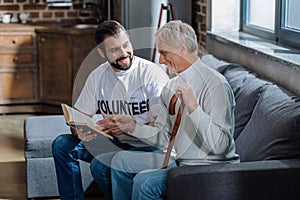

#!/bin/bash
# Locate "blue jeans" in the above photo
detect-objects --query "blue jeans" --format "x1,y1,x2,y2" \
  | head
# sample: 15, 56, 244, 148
52, 133, 158, 200
52, 134, 93, 200
110, 151, 177, 200
90, 147, 160, 200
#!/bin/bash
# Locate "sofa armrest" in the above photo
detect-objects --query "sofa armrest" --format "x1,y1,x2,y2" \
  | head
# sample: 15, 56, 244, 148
167, 159, 300, 200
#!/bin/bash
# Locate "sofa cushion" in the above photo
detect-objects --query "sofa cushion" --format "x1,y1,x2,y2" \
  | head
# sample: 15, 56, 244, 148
24, 115, 70, 158
223, 66, 271, 139
201, 54, 230, 72
235, 85, 300, 161
201, 55, 271, 139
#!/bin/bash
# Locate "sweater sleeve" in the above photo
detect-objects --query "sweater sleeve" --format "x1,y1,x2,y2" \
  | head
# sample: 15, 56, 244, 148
186, 83, 234, 154
127, 88, 172, 150
132, 116, 172, 150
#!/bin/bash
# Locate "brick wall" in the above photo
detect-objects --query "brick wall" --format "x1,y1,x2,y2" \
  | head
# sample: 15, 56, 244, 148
0, 0, 101, 24
0, 0, 208, 48
192, 0, 207, 52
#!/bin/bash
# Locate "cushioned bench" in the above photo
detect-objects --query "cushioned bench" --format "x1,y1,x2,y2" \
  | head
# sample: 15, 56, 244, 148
24, 115, 100, 199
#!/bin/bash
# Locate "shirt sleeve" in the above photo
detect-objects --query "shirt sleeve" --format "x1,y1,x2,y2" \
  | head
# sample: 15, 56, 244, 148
74, 72, 99, 115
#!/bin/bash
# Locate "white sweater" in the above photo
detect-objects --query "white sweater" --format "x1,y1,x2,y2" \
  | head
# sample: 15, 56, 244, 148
129, 58, 240, 165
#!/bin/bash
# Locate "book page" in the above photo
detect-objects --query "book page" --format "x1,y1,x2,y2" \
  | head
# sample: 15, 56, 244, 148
61, 103, 96, 126
61, 103, 113, 139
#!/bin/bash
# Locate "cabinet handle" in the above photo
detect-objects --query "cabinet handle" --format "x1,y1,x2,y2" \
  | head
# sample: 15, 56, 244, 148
13, 57, 18, 62
12, 40, 17, 44
15, 74, 20, 80
40, 37, 46, 43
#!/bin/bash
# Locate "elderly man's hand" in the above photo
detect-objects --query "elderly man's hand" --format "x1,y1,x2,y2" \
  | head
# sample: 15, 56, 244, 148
176, 84, 198, 114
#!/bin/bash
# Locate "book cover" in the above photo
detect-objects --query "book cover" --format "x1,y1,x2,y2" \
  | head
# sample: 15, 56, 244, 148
61, 103, 113, 140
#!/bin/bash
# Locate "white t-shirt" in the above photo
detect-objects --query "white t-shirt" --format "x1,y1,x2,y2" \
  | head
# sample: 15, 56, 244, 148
75, 56, 169, 147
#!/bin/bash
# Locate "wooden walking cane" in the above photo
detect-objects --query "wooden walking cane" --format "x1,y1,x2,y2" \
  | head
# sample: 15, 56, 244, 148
162, 92, 183, 169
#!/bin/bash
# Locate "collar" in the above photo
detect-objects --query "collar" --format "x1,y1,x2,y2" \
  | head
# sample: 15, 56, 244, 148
177, 57, 201, 83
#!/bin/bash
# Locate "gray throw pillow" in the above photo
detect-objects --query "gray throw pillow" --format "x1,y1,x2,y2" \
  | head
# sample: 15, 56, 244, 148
223, 66, 270, 139
235, 85, 300, 162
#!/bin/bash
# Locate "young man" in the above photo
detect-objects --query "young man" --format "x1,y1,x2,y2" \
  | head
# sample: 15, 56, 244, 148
100, 20, 240, 200
51, 20, 169, 200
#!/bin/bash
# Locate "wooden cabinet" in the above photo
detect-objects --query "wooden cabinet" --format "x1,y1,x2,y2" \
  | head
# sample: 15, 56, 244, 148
0, 24, 100, 113
0, 25, 38, 113
37, 28, 97, 111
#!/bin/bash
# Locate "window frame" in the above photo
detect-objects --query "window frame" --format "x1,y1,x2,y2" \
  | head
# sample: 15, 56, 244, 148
241, 0, 300, 48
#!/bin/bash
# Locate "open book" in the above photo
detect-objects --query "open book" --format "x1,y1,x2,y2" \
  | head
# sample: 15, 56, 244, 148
61, 103, 113, 140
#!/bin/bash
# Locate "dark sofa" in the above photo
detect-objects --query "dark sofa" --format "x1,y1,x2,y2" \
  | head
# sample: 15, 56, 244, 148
167, 55, 300, 200
24, 54, 300, 199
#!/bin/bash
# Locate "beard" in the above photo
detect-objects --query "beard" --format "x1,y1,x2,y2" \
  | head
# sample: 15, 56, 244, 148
110, 54, 133, 71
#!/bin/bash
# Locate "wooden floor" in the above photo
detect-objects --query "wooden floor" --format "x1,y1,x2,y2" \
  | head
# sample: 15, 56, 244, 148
0, 114, 29, 200
0, 114, 102, 200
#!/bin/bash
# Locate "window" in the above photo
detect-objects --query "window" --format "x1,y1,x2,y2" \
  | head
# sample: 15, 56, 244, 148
246, 0, 275, 31
211, 0, 240, 32
283, 0, 300, 30
242, 0, 300, 48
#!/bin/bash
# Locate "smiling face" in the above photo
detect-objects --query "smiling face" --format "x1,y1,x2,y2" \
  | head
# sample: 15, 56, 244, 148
156, 40, 183, 74
101, 30, 134, 71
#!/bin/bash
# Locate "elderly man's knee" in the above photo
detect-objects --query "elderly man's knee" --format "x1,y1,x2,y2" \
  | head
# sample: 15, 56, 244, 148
111, 151, 129, 170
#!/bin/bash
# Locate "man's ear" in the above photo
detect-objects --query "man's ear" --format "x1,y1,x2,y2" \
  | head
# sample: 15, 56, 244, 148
97, 48, 105, 58
179, 42, 187, 52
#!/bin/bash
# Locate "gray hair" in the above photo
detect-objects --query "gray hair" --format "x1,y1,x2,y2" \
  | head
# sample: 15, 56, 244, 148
154, 20, 198, 54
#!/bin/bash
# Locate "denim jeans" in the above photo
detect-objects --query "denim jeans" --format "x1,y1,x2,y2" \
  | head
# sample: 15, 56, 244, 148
52, 134, 131, 200
110, 151, 177, 200
90, 146, 160, 200
52, 134, 159, 200
52, 134, 93, 200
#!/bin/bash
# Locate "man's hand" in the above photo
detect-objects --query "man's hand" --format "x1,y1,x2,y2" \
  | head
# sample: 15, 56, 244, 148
176, 84, 198, 114
96, 115, 136, 135
75, 129, 97, 142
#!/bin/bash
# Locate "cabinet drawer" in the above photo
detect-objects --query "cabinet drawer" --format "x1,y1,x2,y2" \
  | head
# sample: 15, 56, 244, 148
0, 34, 34, 47
0, 53, 35, 64
0, 71, 36, 100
